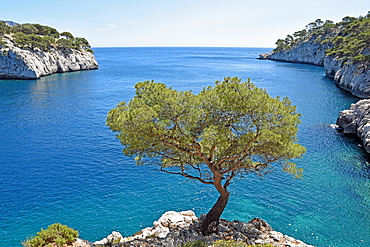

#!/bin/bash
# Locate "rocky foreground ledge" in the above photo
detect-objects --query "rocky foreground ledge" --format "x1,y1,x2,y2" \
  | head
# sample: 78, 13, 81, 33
0, 35, 98, 79
74, 210, 314, 247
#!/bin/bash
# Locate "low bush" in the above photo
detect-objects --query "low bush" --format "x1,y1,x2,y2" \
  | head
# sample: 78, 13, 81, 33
23, 223, 78, 247
181, 240, 208, 247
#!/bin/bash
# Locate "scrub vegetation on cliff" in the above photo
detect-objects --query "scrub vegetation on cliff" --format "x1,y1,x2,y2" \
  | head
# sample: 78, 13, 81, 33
0, 21, 94, 53
274, 11, 370, 62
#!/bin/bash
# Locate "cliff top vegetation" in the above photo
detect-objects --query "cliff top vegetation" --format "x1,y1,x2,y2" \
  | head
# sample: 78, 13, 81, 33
0, 21, 94, 53
274, 11, 370, 62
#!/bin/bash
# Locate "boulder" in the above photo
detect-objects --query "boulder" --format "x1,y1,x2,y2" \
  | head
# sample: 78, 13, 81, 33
93, 231, 124, 245
337, 99, 370, 153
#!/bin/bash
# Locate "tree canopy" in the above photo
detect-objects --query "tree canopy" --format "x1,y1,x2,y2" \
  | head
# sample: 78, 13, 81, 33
273, 11, 370, 62
0, 21, 93, 53
107, 77, 305, 234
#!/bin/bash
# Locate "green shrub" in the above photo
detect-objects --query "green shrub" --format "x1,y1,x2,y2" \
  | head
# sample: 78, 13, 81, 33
180, 240, 208, 247
213, 240, 247, 247
212, 240, 275, 247
23, 223, 78, 247
85, 48, 94, 54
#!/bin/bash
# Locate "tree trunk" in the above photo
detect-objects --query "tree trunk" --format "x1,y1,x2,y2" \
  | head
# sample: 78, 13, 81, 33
200, 191, 230, 235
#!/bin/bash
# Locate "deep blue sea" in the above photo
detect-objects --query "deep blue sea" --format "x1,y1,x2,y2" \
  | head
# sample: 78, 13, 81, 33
1, 47, 369, 247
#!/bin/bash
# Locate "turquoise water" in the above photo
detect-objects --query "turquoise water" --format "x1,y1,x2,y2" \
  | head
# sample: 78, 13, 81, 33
0, 47, 369, 246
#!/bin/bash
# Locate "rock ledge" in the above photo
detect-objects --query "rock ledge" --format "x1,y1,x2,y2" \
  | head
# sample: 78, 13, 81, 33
91, 210, 314, 247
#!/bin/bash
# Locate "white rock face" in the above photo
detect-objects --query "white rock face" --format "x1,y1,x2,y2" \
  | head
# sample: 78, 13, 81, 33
0, 38, 98, 79
93, 210, 197, 245
133, 210, 197, 239
269, 35, 329, 66
324, 55, 370, 98
337, 99, 370, 153
93, 231, 124, 245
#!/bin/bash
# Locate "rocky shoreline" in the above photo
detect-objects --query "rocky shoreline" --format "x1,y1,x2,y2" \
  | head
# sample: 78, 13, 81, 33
0, 35, 98, 79
74, 210, 314, 247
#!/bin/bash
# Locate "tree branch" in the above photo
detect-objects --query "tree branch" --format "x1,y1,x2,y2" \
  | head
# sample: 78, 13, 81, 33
158, 167, 214, 185
213, 132, 260, 168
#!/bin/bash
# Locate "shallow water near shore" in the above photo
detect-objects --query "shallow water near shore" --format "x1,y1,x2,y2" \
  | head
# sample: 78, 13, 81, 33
0, 47, 369, 246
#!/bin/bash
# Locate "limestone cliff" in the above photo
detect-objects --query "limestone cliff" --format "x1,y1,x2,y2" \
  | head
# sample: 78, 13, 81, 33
324, 52, 370, 98
268, 33, 334, 66
92, 210, 314, 247
0, 36, 98, 79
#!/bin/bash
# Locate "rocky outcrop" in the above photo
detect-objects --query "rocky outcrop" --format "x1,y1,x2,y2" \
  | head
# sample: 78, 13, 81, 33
337, 99, 370, 152
324, 53, 370, 98
0, 36, 98, 79
92, 210, 313, 247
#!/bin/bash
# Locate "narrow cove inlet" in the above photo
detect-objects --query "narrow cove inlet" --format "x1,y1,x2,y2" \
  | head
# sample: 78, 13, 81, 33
0, 47, 369, 247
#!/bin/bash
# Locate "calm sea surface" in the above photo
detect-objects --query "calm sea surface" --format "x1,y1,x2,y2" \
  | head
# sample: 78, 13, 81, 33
0, 47, 369, 246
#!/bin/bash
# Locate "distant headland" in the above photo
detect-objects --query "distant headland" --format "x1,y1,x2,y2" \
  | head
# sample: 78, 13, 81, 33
0, 21, 98, 79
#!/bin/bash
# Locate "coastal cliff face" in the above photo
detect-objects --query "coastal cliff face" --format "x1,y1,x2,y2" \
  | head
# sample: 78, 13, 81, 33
268, 35, 370, 98
324, 53, 370, 98
268, 34, 331, 66
0, 37, 98, 79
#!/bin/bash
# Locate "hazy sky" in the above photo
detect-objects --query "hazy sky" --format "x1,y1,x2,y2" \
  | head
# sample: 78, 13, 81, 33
3, 0, 369, 47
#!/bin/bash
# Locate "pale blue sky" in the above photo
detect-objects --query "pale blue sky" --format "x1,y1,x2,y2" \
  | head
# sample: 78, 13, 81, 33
3, 0, 369, 47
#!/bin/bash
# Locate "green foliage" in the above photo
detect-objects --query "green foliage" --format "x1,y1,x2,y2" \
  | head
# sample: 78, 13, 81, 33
107, 77, 305, 179
32, 24, 60, 38
0, 21, 10, 35
60, 31, 74, 40
75, 37, 91, 49
107, 77, 305, 225
273, 12, 370, 62
213, 240, 247, 247
324, 14, 370, 61
56, 38, 76, 49
180, 240, 208, 247
85, 48, 94, 54
2, 22, 93, 53
13, 32, 55, 51
23, 223, 78, 247
11, 23, 38, 35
